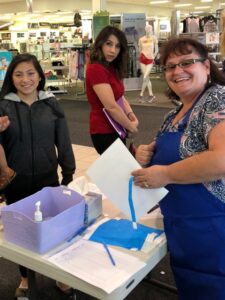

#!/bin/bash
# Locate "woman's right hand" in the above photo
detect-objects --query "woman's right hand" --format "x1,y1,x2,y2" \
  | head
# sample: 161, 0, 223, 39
135, 141, 156, 166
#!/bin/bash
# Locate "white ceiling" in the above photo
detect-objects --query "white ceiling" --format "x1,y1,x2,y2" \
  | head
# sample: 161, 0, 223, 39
0, 0, 22, 2
0, 0, 224, 24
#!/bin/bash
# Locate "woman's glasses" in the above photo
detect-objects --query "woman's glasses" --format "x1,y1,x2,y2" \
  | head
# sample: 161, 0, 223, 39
163, 58, 206, 72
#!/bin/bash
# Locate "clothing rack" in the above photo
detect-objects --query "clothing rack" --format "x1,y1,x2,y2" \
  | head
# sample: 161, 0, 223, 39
68, 45, 91, 96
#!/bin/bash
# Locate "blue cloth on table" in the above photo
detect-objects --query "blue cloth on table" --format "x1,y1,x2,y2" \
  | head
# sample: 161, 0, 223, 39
89, 219, 163, 250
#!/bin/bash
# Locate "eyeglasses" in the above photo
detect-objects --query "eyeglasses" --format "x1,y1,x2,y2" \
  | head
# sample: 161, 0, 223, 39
163, 58, 206, 72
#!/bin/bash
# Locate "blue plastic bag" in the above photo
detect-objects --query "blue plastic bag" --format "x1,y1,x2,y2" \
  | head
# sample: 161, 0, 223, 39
89, 219, 163, 250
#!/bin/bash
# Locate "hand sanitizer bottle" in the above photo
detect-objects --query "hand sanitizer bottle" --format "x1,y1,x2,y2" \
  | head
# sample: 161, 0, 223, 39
34, 201, 43, 222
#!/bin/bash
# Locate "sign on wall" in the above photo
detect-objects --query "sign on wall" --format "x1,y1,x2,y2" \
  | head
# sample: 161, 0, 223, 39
93, 15, 110, 40
0, 51, 12, 81
121, 13, 146, 50
121, 13, 146, 90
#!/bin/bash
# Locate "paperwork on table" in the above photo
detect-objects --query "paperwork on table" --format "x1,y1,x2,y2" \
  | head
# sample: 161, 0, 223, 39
48, 239, 146, 294
87, 139, 168, 221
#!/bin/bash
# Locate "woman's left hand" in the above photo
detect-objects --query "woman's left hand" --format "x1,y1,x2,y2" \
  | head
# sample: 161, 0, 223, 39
131, 165, 169, 189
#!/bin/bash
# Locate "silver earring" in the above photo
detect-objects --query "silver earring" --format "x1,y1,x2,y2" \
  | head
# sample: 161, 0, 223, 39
208, 75, 212, 84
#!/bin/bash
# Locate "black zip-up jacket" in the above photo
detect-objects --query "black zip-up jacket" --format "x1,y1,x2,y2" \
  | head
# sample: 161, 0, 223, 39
0, 91, 75, 190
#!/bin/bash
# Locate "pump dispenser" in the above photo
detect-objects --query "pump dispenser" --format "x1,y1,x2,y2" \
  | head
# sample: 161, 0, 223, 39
34, 201, 43, 222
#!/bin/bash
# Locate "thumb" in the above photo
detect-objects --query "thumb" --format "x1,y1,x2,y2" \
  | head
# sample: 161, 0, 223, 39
147, 141, 156, 151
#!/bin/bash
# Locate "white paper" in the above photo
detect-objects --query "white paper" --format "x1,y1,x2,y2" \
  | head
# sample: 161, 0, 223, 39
87, 139, 168, 221
48, 239, 146, 294
68, 176, 89, 195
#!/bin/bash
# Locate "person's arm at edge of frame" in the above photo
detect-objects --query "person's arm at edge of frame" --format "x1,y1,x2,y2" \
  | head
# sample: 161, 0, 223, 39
93, 83, 138, 134
132, 121, 225, 188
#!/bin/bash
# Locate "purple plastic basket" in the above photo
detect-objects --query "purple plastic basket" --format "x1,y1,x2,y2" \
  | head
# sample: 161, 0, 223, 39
1, 186, 85, 254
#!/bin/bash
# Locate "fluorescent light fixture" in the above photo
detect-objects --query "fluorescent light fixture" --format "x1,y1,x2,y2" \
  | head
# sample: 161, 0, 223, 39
220, 2, 225, 5
0, 15, 13, 20
201, 0, 212, 2
149, 0, 169, 3
193, 11, 204, 14
174, 3, 192, 7
194, 6, 210, 9
0, 21, 14, 29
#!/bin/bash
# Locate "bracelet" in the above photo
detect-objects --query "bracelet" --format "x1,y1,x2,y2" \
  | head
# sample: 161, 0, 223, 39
127, 111, 134, 117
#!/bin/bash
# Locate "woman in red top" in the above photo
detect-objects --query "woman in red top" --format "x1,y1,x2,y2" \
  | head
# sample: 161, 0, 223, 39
86, 25, 139, 154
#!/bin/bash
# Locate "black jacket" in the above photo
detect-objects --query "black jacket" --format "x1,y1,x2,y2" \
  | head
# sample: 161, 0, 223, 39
0, 91, 75, 189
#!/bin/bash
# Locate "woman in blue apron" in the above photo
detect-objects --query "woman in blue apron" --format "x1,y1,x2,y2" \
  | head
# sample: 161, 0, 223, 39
132, 38, 225, 300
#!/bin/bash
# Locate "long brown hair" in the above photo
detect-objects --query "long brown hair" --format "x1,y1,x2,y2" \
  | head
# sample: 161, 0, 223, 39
90, 25, 128, 79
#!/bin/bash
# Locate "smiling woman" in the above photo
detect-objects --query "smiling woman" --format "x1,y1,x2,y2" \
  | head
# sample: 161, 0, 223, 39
12, 61, 41, 105
132, 37, 225, 300
0, 53, 75, 297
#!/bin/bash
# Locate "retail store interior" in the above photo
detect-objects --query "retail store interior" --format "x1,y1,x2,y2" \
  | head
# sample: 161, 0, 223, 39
1, 0, 225, 299
0, 0, 224, 94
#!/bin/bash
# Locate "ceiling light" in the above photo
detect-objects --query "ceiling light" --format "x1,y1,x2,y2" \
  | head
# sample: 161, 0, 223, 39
0, 21, 14, 29
174, 3, 192, 7
201, 0, 212, 2
193, 11, 204, 13
149, 0, 169, 3
194, 6, 210, 9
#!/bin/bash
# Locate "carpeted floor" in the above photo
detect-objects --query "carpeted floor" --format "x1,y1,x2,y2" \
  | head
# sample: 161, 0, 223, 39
59, 99, 172, 147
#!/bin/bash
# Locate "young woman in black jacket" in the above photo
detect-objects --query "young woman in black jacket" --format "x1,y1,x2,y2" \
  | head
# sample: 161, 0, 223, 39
0, 53, 75, 297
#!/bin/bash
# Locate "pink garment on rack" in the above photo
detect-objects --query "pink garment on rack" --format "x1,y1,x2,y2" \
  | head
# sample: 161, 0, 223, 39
84, 49, 91, 78
69, 50, 79, 80
187, 18, 200, 33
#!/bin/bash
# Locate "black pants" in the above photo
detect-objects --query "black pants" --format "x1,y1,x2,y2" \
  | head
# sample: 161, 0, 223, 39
91, 133, 126, 155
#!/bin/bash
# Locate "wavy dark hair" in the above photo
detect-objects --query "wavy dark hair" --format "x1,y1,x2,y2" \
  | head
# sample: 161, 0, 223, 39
90, 25, 128, 79
160, 37, 225, 100
0, 53, 46, 98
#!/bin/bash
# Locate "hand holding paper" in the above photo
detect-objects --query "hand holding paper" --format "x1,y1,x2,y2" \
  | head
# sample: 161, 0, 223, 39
87, 139, 168, 221
132, 164, 171, 189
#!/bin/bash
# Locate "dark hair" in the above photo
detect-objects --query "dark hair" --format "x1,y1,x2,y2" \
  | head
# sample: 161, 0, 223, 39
160, 37, 225, 99
90, 25, 128, 79
0, 53, 46, 98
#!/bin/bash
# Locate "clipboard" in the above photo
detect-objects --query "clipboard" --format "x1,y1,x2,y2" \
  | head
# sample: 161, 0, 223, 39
103, 97, 127, 139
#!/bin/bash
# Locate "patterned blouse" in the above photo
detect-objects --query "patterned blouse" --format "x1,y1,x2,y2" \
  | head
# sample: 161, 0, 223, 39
158, 84, 225, 203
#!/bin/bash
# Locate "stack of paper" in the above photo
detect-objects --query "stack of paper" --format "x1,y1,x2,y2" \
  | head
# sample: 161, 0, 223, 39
48, 239, 146, 294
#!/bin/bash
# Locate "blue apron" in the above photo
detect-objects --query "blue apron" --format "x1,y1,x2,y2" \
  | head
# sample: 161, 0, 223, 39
151, 106, 225, 300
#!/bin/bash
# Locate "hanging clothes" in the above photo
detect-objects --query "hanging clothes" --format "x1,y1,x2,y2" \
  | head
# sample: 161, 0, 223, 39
186, 17, 200, 33
202, 15, 218, 32
68, 49, 79, 80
